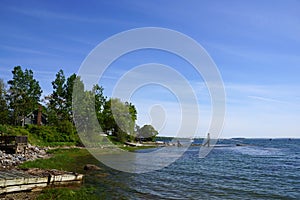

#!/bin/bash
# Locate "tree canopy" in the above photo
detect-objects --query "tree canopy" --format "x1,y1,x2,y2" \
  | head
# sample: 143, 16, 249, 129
101, 98, 137, 142
137, 124, 159, 141
7, 66, 42, 125
47, 70, 77, 124
1, 66, 158, 144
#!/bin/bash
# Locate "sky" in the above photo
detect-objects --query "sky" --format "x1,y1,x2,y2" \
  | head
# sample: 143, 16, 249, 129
0, 0, 299, 138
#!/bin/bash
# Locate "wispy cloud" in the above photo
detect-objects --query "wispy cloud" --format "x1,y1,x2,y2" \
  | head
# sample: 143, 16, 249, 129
8, 6, 99, 23
7, 6, 138, 27
213, 2, 300, 43
248, 95, 288, 104
62, 36, 96, 47
223, 83, 300, 114
0, 44, 58, 57
207, 42, 300, 64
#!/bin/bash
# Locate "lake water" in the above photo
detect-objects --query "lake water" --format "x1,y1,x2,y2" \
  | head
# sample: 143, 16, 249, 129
84, 139, 300, 199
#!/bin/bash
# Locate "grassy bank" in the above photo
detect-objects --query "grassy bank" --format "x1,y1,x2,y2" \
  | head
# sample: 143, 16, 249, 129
19, 146, 156, 171
0, 124, 79, 147
19, 146, 156, 199
19, 148, 99, 173
19, 148, 101, 199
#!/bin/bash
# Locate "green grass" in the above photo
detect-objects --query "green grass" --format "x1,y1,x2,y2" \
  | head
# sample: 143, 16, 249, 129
19, 146, 156, 172
0, 124, 79, 147
37, 187, 99, 200
19, 148, 99, 173
19, 148, 104, 199
34, 141, 78, 147
121, 145, 156, 152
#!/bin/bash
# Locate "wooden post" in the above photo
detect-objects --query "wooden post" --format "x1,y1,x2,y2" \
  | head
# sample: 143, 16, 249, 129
203, 133, 210, 147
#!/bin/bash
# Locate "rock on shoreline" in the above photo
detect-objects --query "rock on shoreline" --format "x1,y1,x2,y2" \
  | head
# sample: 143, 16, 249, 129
0, 144, 49, 169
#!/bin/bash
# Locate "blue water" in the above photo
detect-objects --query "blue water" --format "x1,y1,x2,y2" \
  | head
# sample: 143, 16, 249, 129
86, 139, 300, 199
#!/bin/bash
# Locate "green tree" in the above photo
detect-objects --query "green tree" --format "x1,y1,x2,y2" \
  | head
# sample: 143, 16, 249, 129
47, 69, 77, 123
48, 69, 66, 123
7, 66, 42, 125
93, 84, 107, 128
126, 102, 137, 121
138, 124, 158, 142
72, 78, 101, 137
102, 98, 137, 142
46, 70, 80, 143
64, 73, 77, 122
0, 79, 9, 125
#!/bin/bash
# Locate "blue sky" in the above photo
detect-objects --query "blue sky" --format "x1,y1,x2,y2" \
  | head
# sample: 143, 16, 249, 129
0, 0, 299, 138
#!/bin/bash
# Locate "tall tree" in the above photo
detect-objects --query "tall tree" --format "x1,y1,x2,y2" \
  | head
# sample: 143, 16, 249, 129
72, 77, 101, 136
7, 66, 42, 125
93, 84, 107, 128
48, 69, 66, 123
0, 79, 9, 125
64, 73, 77, 122
47, 69, 77, 123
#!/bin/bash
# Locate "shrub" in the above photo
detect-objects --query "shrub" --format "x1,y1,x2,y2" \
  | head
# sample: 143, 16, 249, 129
56, 120, 77, 142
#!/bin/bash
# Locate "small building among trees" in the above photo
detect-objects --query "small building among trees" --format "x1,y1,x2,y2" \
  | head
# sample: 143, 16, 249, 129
21, 105, 47, 126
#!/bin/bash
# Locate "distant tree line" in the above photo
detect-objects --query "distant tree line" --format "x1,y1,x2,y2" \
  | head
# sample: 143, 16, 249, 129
0, 66, 158, 144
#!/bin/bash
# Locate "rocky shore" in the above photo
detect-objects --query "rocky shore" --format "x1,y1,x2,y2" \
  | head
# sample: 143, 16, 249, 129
0, 145, 49, 170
